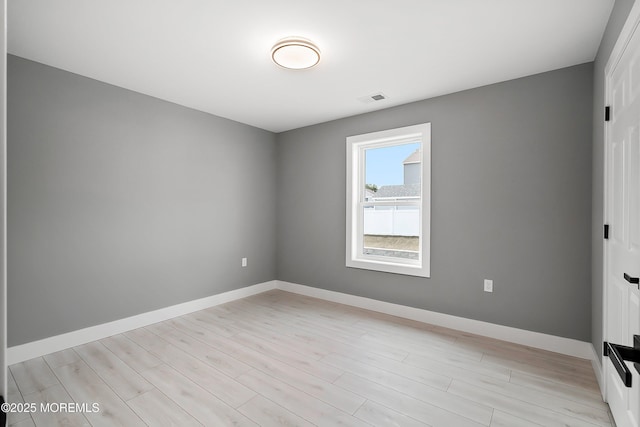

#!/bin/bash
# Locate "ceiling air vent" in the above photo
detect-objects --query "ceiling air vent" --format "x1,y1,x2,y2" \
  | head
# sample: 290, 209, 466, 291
358, 92, 388, 103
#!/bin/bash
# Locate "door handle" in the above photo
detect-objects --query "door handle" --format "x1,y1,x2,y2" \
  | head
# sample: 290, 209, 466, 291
623, 273, 639, 286
604, 335, 640, 387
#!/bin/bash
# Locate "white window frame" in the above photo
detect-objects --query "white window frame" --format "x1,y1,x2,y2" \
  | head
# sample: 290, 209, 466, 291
346, 123, 431, 277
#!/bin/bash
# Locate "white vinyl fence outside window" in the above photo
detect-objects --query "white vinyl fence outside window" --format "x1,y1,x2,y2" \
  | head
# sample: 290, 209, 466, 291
363, 208, 420, 236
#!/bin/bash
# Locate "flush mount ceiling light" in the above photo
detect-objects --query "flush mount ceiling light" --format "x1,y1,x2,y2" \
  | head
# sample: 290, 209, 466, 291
271, 37, 321, 70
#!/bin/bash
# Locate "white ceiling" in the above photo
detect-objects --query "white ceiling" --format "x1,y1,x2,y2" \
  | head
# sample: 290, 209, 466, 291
8, 0, 613, 133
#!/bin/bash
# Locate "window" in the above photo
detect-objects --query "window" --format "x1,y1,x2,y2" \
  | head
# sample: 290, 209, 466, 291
346, 123, 431, 277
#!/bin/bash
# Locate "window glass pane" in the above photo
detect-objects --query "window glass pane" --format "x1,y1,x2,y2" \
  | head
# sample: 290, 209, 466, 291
362, 141, 421, 261
364, 142, 421, 201
363, 205, 420, 260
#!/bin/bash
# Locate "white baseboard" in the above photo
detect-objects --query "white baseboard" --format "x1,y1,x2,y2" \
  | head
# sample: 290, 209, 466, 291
8, 278, 595, 365
276, 280, 594, 360
7, 280, 277, 365
591, 344, 605, 399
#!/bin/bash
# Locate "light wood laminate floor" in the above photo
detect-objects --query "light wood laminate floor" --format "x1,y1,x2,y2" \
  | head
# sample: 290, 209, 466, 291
8, 290, 612, 427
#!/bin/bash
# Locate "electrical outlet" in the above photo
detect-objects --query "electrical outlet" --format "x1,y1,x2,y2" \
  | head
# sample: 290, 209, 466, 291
241, 257, 247, 267
484, 279, 493, 293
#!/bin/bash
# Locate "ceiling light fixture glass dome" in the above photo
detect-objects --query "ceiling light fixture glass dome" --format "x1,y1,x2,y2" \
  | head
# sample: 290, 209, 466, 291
271, 37, 321, 70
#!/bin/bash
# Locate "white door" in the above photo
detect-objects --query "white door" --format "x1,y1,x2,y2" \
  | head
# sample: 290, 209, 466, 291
604, 9, 640, 427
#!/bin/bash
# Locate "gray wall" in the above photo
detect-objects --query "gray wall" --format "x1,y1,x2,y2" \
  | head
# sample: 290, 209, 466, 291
6, 50, 600, 347
277, 64, 594, 341
7, 56, 277, 347
591, 0, 636, 358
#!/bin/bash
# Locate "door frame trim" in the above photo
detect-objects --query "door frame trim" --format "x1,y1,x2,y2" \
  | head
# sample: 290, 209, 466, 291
602, 0, 640, 401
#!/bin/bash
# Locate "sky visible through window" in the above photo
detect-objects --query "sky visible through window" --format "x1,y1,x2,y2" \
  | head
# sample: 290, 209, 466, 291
365, 142, 420, 187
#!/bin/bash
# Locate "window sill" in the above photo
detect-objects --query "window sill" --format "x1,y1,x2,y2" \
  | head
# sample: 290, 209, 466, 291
346, 257, 430, 278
